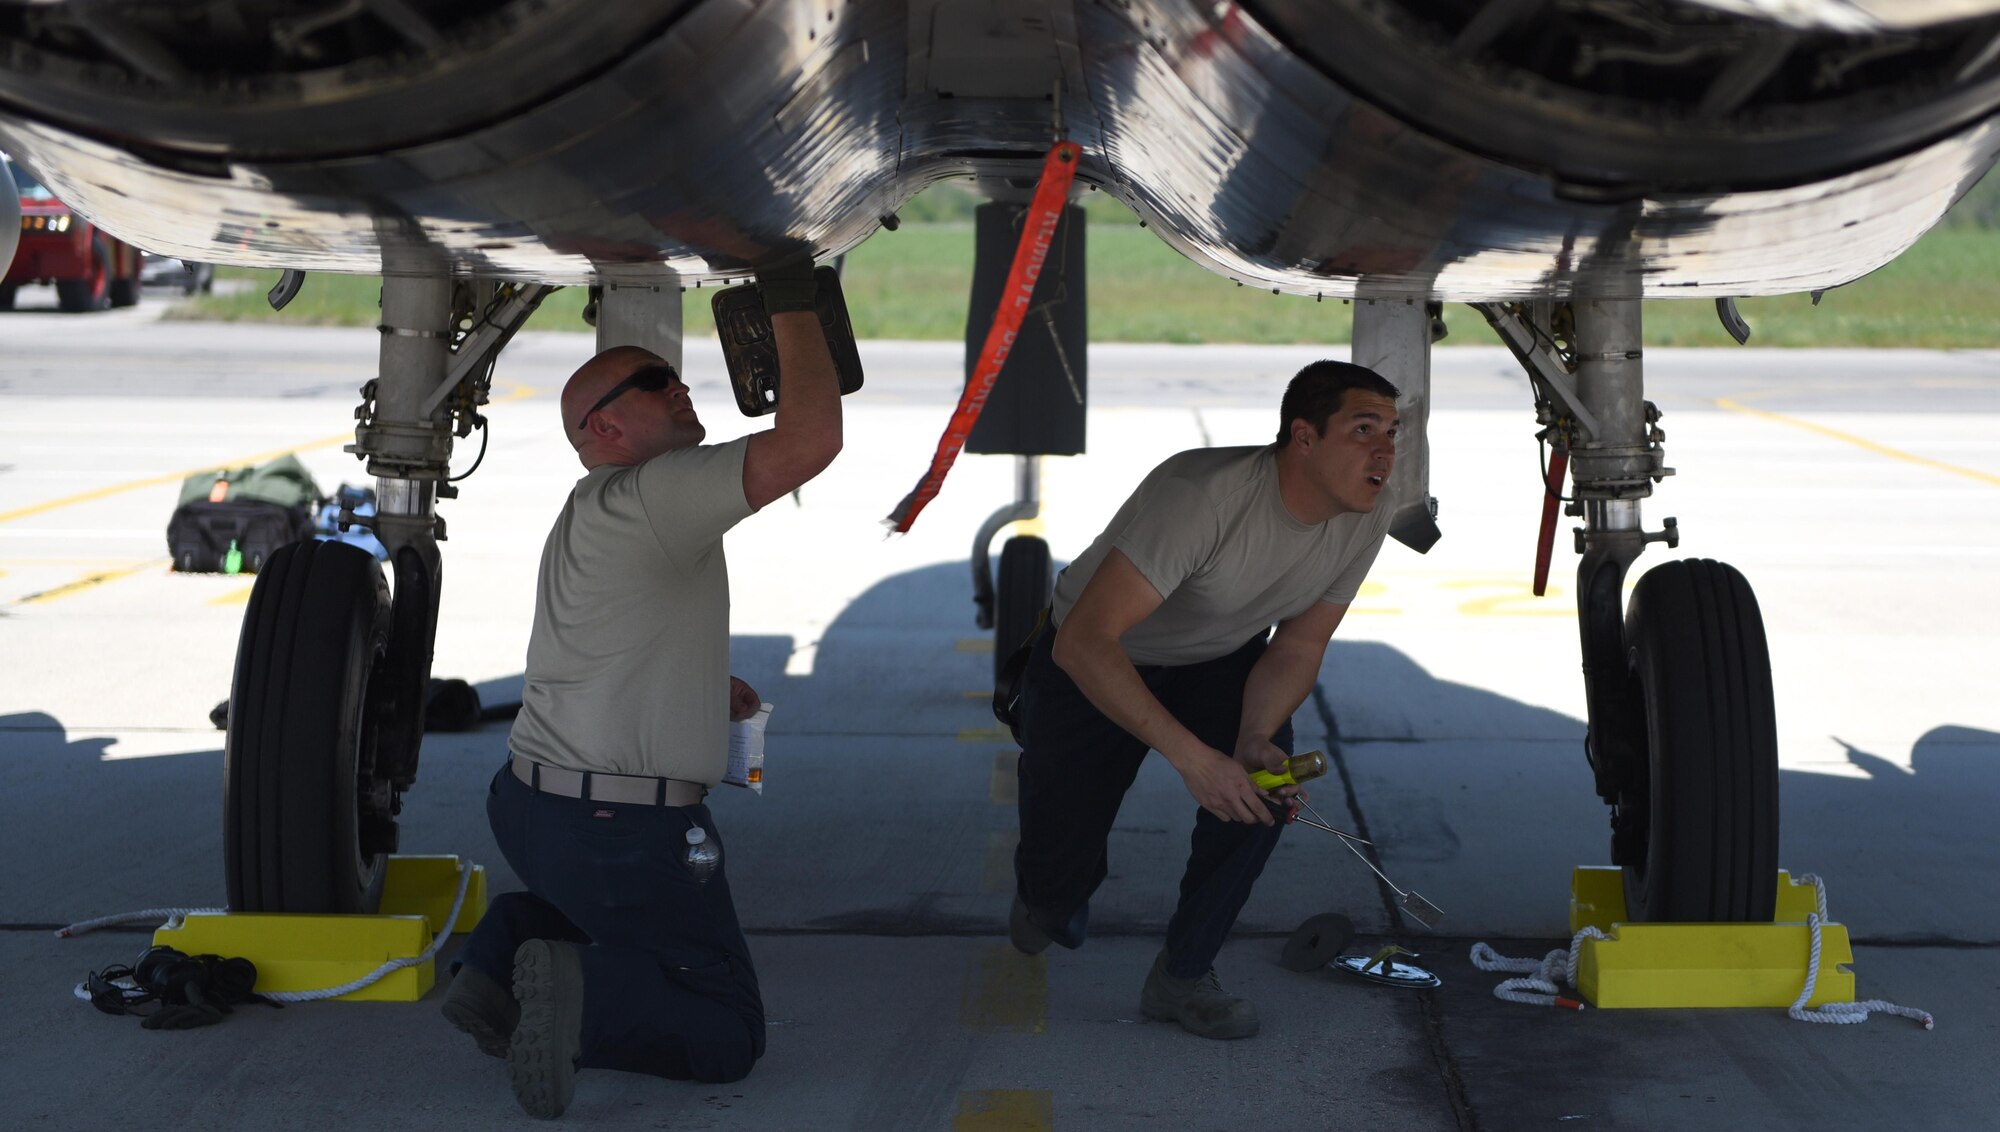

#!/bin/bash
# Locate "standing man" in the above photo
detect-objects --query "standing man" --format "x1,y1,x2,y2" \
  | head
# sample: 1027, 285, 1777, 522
443, 256, 842, 1118
1010, 360, 1401, 1040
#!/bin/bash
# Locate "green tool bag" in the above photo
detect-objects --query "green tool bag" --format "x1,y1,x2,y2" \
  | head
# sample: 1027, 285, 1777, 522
166, 454, 323, 574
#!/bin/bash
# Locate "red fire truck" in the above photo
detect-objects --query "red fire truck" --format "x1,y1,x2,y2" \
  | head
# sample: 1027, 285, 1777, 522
3, 155, 144, 313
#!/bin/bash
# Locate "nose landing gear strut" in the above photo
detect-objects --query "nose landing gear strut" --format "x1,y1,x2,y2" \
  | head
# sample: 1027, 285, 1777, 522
1480, 298, 1779, 923
224, 274, 553, 914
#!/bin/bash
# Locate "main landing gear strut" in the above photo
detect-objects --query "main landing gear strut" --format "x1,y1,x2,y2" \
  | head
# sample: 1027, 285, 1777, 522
1477, 298, 1779, 922
223, 273, 554, 913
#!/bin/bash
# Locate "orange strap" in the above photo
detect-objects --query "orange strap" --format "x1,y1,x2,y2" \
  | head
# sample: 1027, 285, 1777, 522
1533, 447, 1568, 597
884, 140, 1080, 533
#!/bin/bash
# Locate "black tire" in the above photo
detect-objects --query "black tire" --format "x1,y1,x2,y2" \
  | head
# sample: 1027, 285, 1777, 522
224, 539, 392, 914
56, 235, 111, 312
1619, 559, 1779, 923
109, 275, 140, 308
0, 285, 15, 311
994, 535, 1052, 684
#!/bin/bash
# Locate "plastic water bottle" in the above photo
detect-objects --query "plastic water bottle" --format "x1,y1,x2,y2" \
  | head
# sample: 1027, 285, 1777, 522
683, 825, 720, 883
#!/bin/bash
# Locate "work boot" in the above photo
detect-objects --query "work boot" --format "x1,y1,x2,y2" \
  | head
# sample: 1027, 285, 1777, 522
440, 965, 518, 1059
509, 940, 585, 1120
1008, 895, 1052, 956
1139, 950, 1259, 1040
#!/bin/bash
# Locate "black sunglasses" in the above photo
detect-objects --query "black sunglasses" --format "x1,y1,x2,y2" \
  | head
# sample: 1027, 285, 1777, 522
574, 363, 682, 432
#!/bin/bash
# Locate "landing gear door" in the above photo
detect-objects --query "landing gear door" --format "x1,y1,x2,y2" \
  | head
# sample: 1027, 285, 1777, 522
1353, 297, 1441, 553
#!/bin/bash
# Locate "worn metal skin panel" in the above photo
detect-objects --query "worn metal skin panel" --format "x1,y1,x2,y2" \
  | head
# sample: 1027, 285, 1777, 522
1082, 0, 2000, 300
0, 0, 1995, 299
0, 156, 17, 277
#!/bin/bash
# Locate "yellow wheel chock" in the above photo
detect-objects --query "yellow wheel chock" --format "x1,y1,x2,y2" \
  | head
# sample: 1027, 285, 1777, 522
151, 855, 486, 1004
1566, 866, 1853, 1010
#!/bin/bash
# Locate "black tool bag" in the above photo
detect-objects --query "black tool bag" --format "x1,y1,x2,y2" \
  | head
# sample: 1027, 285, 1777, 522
991, 606, 1051, 745
167, 498, 315, 574
167, 454, 322, 574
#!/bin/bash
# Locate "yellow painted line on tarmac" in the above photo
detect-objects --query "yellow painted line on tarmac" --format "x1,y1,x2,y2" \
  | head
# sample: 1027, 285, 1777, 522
963, 690, 991, 699
959, 946, 1047, 1035
957, 638, 995, 653
954, 1089, 1052, 1130
1007, 517, 1047, 539
1348, 578, 1401, 615
990, 750, 1019, 805
0, 432, 354, 526
1443, 578, 1574, 618
208, 584, 256, 606
0, 558, 145, 567
982, 830, 1016, 893
1716, 397, 2000, 487
960, 726, 1012, 744
0, 380, 540, 528
12, 558, 166, 605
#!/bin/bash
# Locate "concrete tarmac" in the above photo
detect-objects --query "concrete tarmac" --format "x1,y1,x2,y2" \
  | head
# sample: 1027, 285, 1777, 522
2, 303, 1997, 1129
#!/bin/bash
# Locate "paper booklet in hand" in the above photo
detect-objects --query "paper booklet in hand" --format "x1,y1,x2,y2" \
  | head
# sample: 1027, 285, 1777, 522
725, 703, 772, 793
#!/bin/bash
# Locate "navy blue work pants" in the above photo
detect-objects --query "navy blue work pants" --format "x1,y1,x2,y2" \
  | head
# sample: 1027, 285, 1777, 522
1013, 629, 1291, 979
456, 765, 765, 1083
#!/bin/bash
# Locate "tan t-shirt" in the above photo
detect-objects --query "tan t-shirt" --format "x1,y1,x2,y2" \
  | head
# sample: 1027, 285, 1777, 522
508, 436, 753, 783
1050, 446, 1391, 666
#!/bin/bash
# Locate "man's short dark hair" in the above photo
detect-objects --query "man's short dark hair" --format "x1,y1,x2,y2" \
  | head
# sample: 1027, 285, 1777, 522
1275, 360, 1401, 447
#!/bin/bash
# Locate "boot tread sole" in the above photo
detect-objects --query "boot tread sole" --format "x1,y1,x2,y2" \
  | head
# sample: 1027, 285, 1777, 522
510, 942, 582, 1120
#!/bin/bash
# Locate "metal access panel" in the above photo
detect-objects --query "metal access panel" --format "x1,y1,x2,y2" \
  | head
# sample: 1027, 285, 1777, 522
965, 201, 1087, 456
711, 266, 866, 417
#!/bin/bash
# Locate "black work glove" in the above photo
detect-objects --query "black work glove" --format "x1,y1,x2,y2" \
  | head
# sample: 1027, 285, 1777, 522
756, 253, 818, 316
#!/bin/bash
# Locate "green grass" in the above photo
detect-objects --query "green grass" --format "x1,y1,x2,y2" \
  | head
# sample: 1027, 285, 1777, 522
166, 214, 2000, 349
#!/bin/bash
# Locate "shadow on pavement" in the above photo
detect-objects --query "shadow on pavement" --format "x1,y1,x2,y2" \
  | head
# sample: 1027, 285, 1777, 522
9, 562, 1995, 949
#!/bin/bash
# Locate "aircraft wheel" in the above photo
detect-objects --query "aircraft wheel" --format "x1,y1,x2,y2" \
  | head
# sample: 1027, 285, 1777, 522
56, 235, 112, 312
994, 535, 1052, 683
1618, 558, 1779, 922
225, 539, 392, 914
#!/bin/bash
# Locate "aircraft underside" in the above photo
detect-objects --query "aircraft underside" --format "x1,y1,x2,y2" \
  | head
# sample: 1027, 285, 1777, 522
0, 0, 1997, 297
1, 0, 1996, 925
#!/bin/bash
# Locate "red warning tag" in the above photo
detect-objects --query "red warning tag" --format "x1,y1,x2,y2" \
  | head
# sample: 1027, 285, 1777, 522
884, 140, 1081, 533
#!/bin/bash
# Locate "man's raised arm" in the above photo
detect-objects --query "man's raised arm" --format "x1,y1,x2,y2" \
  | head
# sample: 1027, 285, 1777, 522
743, 256, 843, 511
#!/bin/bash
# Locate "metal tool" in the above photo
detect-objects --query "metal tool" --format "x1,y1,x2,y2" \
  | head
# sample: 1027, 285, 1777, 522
1294, 799, 1445, 929
1335, 944, 1442, 989
1291, 814, 1372, 846
1250, 749, 1329, 792
1279, 912, 1355, 973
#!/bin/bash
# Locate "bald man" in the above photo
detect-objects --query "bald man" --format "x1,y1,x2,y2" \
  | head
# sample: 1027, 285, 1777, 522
444, 257, 840, 1118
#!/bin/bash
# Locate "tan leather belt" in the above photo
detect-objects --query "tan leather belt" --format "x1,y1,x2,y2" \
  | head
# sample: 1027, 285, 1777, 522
511, 754, 706, 807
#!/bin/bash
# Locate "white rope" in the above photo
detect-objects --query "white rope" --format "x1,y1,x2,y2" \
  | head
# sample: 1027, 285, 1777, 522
1785, 874, 1933, 1030
1469, 928, 1605, 1010
68, 861, 477, 1006
56, 907, 224, 938
1470, 874, 1934, 1028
